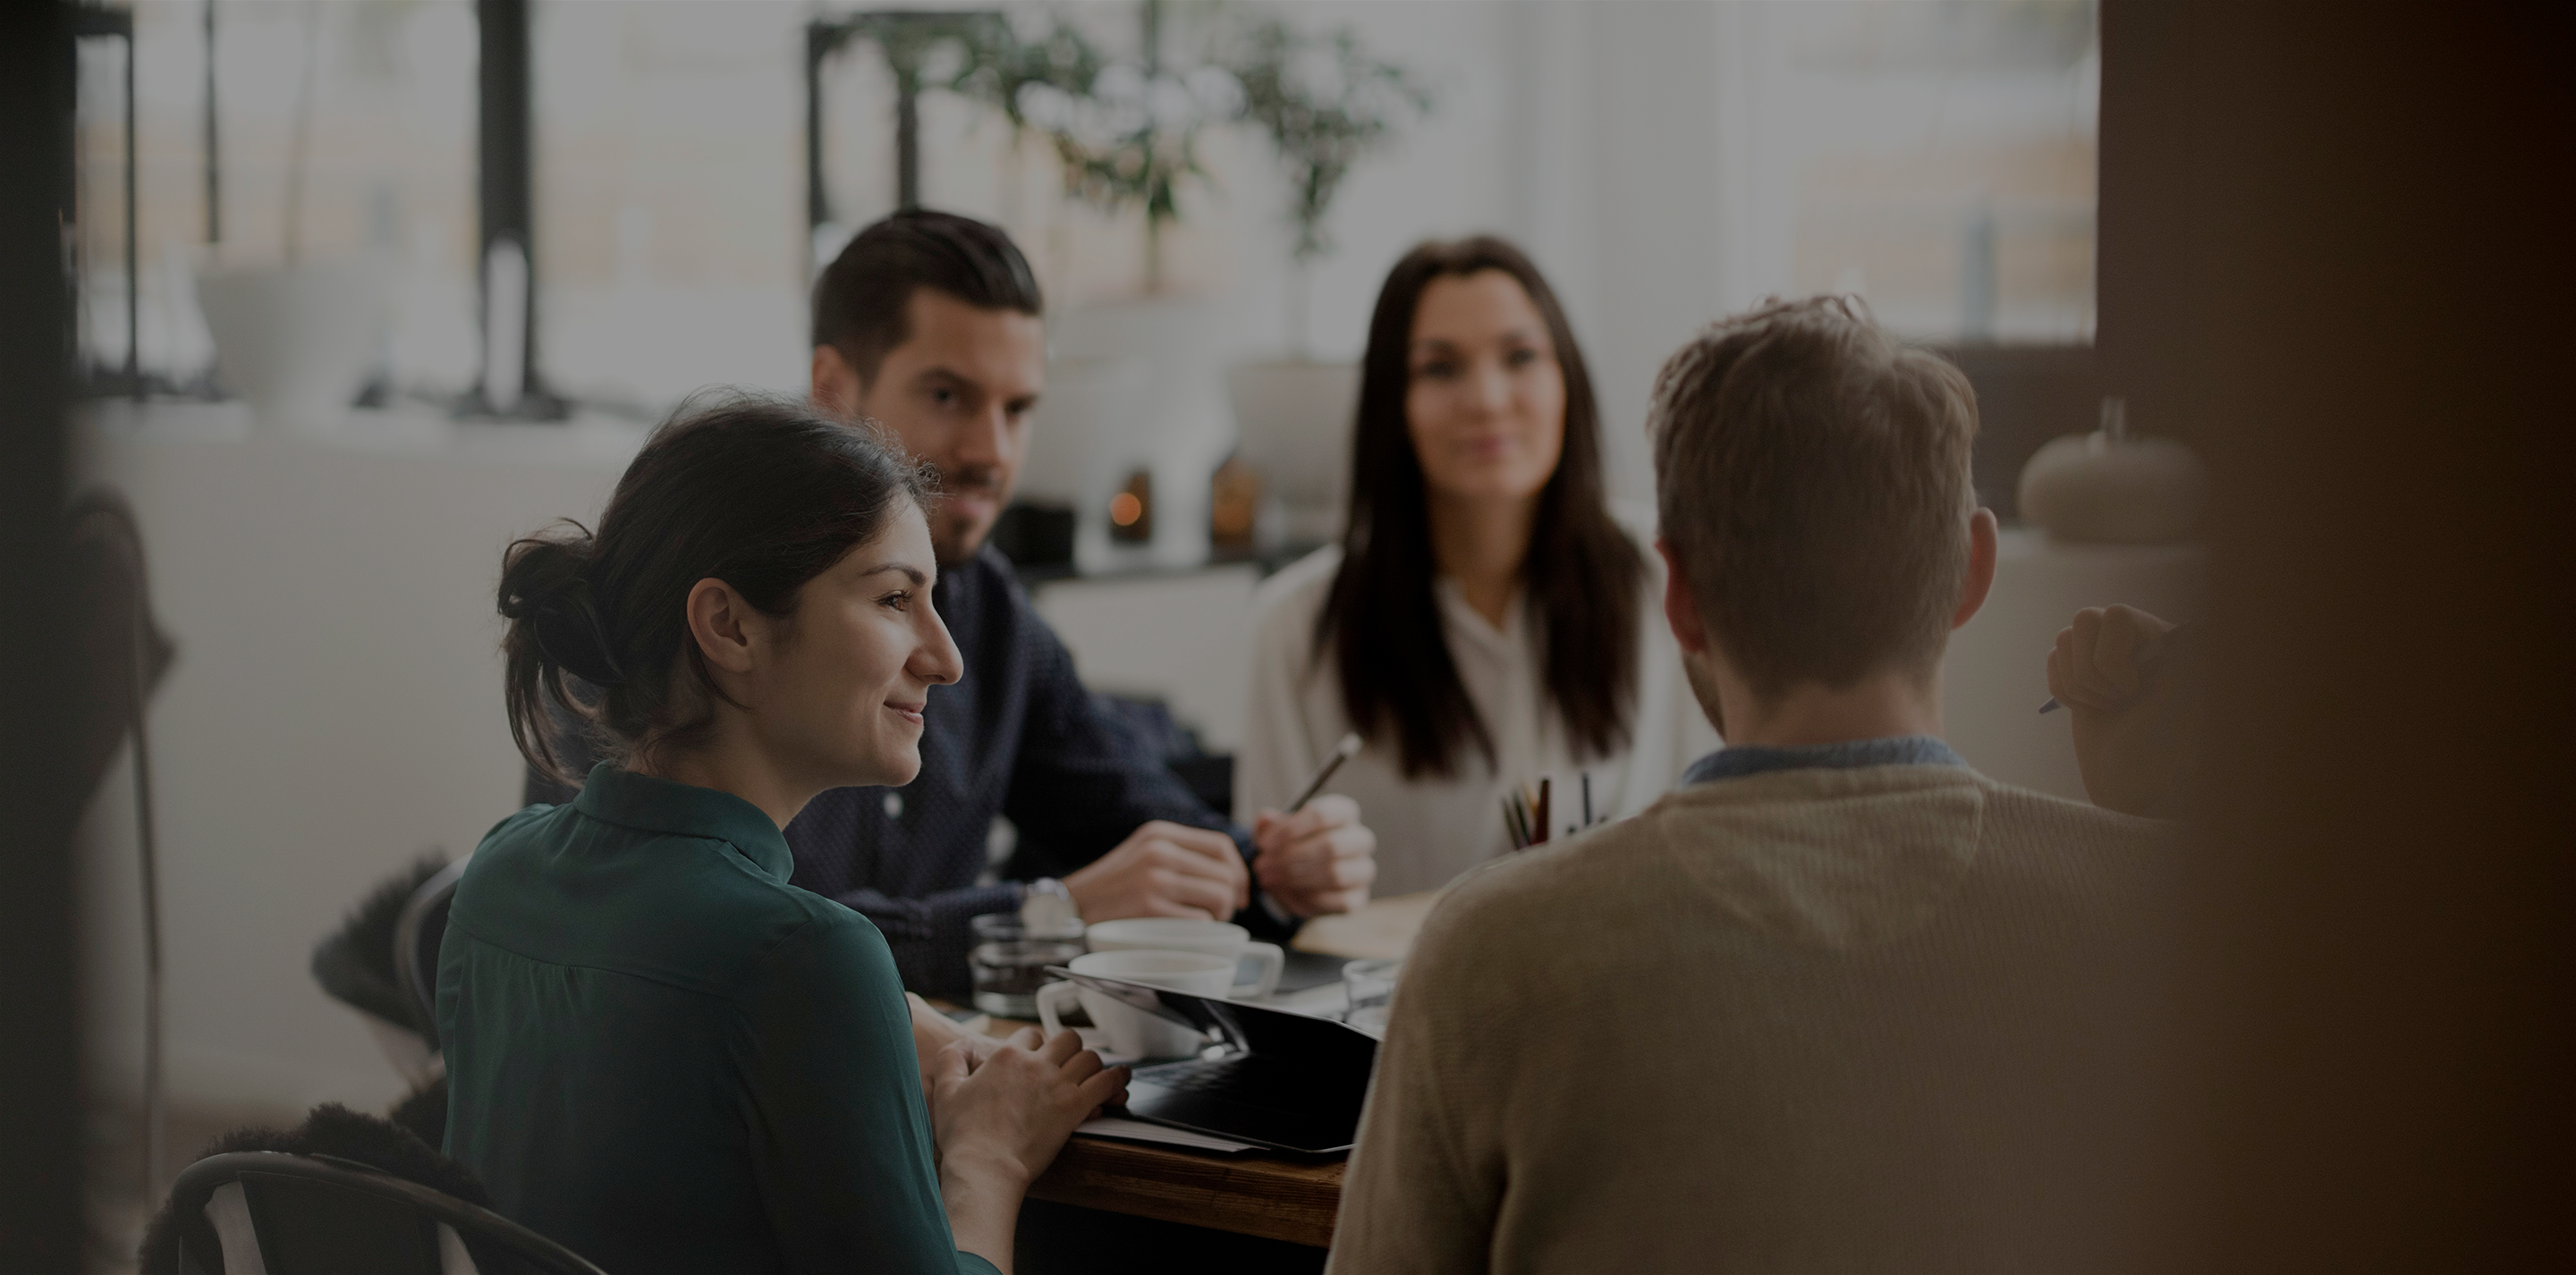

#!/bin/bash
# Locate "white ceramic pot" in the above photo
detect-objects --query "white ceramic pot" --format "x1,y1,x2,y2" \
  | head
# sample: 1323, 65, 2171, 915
1021, 356, 1150, 511
2018, 401, 2211, 545
1051, 299, 1232, 566
1226, 358, 1360, 545
196, 259, 388, 433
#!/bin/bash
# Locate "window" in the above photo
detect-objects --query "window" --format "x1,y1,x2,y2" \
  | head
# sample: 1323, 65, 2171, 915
1747, 1, 2097, 342
77, 1, 480, 392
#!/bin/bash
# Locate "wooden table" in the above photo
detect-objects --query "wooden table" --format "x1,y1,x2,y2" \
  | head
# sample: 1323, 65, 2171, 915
1025, 1136, 1347, 1247
1009, 891, 1440, 1248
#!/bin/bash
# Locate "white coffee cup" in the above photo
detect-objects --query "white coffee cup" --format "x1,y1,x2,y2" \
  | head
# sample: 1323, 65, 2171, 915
1082, 918, 1285, 1000
1036, 950, 1233, 1060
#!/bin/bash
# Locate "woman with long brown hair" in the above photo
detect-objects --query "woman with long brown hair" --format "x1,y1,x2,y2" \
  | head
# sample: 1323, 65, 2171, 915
1237, 238, 1718, 897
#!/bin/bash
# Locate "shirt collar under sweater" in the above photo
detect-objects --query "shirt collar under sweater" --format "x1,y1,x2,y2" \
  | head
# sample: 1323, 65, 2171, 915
1682, 735, 1965, 787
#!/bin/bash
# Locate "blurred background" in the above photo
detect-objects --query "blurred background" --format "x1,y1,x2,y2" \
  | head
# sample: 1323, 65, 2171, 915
75, 1, 2103, 487
60, 0, 2171, 1260
77, 1, 2099, 408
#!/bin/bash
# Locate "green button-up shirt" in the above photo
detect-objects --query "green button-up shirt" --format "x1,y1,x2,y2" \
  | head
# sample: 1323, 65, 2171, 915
438, 764, 1000, 1275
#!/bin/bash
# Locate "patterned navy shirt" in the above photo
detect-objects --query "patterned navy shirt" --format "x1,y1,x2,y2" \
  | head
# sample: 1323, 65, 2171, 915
783, 546, 1275, 999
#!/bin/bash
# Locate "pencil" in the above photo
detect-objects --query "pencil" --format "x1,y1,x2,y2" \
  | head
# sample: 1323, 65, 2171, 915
1286, 732, 1363, 814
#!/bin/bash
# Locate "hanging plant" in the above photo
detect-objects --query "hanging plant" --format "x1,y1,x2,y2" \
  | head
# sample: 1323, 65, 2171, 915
947, 13, 1104, 138
1225, 19, 1432, 267
939, 4, 1430, 299
1020, 59, 1240, 290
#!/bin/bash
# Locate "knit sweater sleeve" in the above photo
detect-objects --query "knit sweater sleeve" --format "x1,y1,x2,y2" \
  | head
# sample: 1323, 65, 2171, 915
1326, 884, 1506, 1274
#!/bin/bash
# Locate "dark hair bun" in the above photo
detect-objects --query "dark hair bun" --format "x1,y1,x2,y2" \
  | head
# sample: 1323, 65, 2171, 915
498, 529, 626, 688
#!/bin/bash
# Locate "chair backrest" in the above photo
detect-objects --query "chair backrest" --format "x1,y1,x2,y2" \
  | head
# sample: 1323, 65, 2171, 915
394, 857, 470, 1048
159, 1152, 605, 1275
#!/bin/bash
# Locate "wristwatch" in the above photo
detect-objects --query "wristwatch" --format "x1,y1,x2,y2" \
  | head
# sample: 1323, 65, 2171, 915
1019, 876, 1079, 929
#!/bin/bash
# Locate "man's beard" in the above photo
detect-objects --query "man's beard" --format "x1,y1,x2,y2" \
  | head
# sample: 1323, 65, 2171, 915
931, 463, 1009, 567
931, 509, 983, 567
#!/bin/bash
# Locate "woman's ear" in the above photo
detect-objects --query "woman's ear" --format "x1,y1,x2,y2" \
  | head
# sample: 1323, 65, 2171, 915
685, 578, 761, 675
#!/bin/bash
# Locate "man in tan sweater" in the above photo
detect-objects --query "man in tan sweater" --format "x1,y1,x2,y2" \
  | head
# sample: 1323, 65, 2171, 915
1329, 297, 2174, 1272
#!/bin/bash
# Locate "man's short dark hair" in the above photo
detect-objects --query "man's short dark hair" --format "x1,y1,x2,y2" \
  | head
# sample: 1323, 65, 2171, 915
1648, 295, 1979, 695
811, 209, 1044, 386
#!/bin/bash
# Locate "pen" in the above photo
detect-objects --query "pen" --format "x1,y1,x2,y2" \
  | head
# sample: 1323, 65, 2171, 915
1285, 732, 1363, 814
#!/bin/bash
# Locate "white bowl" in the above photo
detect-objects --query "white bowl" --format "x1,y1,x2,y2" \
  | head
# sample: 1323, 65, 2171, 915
196, 259, 387, 433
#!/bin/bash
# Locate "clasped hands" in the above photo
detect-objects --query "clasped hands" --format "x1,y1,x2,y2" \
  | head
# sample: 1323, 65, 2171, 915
1061, 798, 1377, 923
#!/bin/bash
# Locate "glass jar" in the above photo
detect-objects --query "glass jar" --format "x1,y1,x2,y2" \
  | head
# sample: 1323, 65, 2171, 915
969, 911, 1086, 1019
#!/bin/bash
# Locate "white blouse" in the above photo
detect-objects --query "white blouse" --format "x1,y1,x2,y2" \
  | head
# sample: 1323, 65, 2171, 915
1235, 532, 1722, 898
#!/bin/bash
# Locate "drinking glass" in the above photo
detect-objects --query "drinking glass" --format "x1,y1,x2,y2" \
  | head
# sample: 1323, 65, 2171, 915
1342, 958, 1402, 1033
970, 912, 1085, 1019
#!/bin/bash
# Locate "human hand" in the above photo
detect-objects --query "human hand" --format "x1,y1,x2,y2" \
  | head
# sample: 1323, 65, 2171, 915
1251, 794, 1377, 918
1063, 821, 1250, 921
908, 992, 1000, 1101
929, 1027, 1128, 1190
2047, 605, 2198, 818
927, 1026, 1127, 1269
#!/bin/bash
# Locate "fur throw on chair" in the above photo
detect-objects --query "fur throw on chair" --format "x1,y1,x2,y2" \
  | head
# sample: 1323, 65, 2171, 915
138, 1101, 488, 1272
389, 1075, 449, 1149
311, 852, 448, 1035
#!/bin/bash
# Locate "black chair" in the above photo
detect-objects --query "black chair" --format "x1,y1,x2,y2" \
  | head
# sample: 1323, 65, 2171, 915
394, 856, 470, 1049
156, 1152, 604, 1275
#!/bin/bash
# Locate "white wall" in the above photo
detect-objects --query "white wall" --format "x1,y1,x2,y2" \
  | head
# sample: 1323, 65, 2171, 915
77, 402, 640, 1113
1031, 567, 1260, 754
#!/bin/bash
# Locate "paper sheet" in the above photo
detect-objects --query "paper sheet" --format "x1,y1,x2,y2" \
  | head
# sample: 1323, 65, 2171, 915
1077, 1116, 1257, 1153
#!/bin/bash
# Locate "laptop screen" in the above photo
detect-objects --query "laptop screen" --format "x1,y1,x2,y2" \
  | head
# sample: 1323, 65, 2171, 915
1052, 968, 1382, 1153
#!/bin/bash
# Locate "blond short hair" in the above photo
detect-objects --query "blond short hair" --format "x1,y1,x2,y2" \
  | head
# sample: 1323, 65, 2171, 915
1648, 296, 1979, 696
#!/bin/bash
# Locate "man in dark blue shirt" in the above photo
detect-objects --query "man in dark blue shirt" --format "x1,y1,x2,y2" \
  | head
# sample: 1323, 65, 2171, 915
799, 211, 1379, 998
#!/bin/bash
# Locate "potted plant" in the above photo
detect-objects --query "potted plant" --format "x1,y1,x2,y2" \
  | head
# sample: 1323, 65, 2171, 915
1228, 17, 1430, 355
949, 4, 1428, 311
1003, 0, 1241, 296
944, 4, 1429, 560
195, 1, 388, 434
1221, 16, 1429, 546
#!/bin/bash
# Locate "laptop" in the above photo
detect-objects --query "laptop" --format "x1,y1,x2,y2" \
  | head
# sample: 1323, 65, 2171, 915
1048, 967, 1379, 1154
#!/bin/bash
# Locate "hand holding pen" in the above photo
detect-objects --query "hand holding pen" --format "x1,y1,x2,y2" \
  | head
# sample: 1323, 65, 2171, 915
1251, 733, 1377, 919
2044, 605, 2199, 818
2042, 608, 2186, 714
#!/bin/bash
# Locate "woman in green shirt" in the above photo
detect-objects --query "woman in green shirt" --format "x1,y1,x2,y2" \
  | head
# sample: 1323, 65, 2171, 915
441, 394, 1124, 1274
